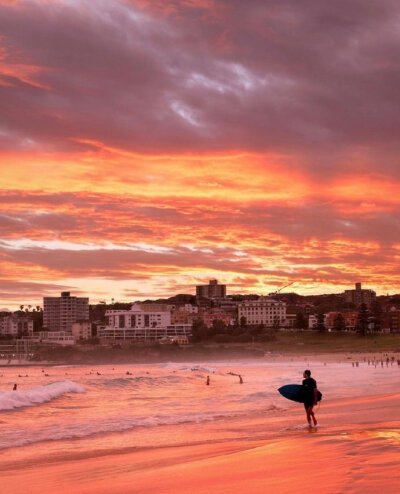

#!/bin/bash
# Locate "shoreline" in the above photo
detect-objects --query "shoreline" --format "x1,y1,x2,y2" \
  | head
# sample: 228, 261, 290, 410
3, 385, 400, 494
2, 348, 400, 367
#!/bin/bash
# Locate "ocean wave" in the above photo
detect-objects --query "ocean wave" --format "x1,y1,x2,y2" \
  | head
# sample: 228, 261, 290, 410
98, 375, 182, 388
0, 381, 85, 411
0, 406, 278, 450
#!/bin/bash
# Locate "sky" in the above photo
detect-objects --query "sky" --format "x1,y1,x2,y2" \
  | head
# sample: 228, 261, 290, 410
1, 0, 400, 309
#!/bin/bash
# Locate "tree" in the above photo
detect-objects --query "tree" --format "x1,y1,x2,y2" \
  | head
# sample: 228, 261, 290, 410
295, 312, 308, 329
357, 303, 369, 335
316, 312, 326, 332
191, 318, 211, 342
211, 319, 227, 333
333, 313, 346, 331
370, 301, 382, 333
273, 315, 281, 331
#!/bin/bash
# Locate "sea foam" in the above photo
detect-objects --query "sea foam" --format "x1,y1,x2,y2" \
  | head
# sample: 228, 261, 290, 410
0, 381, 85, 411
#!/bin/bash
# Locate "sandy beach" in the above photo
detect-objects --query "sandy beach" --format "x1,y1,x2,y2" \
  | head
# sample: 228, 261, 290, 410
1, 354, 400, 494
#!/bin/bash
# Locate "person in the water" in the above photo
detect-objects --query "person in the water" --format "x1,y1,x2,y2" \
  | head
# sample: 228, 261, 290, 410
302, 370, 318, 427
13, 384, 17, 391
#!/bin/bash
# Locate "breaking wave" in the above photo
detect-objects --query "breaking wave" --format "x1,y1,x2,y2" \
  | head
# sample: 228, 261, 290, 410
0, 381, 85, 411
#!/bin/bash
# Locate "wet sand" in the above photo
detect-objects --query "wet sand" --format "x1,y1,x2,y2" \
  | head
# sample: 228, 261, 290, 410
3, 364, 400, 494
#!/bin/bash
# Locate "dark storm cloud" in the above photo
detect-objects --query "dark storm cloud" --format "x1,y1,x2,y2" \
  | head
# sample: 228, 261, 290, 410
0, 0, 399, 174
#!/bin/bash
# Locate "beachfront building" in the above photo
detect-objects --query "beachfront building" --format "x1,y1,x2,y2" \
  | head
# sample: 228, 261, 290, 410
71, 321, 92, 340
43, 292, 89, 332
34, 331, 76, 345
99, 304, 192, 343
196, 279, 226, 300
238, 298, 286, 327
0, 314, 33, 338
344, 283, 376, 307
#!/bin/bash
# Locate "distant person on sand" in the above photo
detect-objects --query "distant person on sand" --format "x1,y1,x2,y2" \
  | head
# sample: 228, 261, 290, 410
239, 375, 243, 384
13, 384, 17, 391
302, 370, 318, 427
206, 376, 210, 386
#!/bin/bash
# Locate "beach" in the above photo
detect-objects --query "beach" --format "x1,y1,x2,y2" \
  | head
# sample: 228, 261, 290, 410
1, 354, 400, 493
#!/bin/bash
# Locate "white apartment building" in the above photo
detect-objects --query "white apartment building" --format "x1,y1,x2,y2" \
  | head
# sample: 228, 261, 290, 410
43, 292, 89, 332
71, 321, 92, 340
238, 298, 287, 327
100, 304, 191, 342
0, 315, 33, 337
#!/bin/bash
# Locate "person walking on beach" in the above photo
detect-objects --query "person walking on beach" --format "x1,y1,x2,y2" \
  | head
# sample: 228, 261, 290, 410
239, 375, 243, 384
302, 370, 318, 427
13, 384, 17, 391
206, 376, 210, 386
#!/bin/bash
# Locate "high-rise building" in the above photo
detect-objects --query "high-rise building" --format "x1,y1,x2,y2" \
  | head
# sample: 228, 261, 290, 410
196, 279, 226, 299
344, 283, 376, 307
43, 292, 89, 332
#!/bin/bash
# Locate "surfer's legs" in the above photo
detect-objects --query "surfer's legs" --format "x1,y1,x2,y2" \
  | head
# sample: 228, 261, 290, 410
305, 405, 317, 426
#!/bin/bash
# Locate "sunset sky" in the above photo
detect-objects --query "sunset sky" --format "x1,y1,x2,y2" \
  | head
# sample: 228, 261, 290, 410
1, 0, 400, 308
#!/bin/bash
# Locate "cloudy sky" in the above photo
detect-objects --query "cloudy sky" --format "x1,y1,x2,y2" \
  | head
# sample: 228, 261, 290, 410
1, 0, 399, 308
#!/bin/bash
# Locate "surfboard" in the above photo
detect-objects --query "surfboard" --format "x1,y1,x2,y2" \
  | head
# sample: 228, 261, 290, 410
278, 384, 322, 404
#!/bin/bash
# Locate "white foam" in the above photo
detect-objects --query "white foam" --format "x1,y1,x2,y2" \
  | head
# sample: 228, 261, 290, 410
0, 381, 85, 411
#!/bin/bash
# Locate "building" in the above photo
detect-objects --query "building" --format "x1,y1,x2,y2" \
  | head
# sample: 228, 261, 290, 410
98, 324, 191, 343
198, 308, 235, 328
344, 283, 376, 307
325, 312, 358, 331
196, 279, 226, 299
0, 314, 33, 338
99, 304, 192, 342
308, 314, 327, 330
382, 309, 400, 333
71, 321, 92, 340
238, 298, 286, 327
178, 304, 198, 314
34, 331, 76, 345
43, 292, 89, 332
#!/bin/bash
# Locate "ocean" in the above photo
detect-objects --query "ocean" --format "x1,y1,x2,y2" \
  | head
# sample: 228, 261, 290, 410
1, 357, 400, 493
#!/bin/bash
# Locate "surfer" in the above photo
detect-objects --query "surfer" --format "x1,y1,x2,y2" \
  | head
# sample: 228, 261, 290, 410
206, 376, 210, 386
13, 384, 17, 391
239, 375, 243, 384
302, 370, 318, 427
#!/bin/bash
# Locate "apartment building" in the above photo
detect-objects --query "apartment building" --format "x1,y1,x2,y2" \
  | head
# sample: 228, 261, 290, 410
238, 298, 286, 327
43, 292, 89, 332
344, 283, 376, 307
0, 315, 33, 337
100, 304, 191, 342
196, 279, 226, 299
